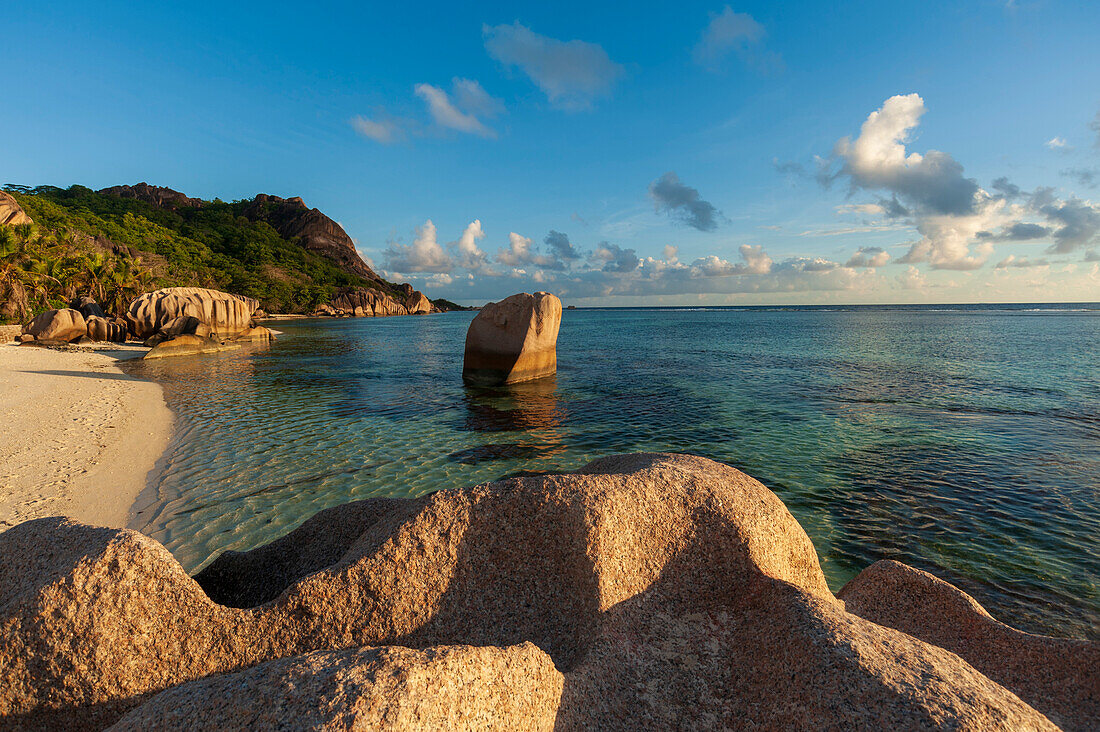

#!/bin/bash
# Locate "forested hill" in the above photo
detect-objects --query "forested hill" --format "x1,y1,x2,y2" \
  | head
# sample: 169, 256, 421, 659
1, 183, 434, 320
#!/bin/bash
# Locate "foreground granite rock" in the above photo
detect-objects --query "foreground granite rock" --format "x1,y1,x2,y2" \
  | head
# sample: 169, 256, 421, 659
839, 560, 1100, 731
109, 644, 563, 731
0, 454, 1092, 730
463, 291, 562, 386
127, 287, 259, 340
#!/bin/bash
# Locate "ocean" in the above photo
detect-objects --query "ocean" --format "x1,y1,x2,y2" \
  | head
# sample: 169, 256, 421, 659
126, 304, 1100, 640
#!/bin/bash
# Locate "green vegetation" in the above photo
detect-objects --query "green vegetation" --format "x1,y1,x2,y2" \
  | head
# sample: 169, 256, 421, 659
1, 185, 387, 323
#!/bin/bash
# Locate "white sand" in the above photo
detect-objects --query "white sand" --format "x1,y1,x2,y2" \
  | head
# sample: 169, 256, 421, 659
0, 342, 172, 531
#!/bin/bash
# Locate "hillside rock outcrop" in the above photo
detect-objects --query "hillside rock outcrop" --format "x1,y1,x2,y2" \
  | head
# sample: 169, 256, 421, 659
21, 308, 86, 343
110, 644, 563, 731
127, 287, 259, 340
243, 194, 380, 281
463, 292, 562, 386
98, 183, 202, 209
0, 191, 32, 226
1, 453, 1091, 730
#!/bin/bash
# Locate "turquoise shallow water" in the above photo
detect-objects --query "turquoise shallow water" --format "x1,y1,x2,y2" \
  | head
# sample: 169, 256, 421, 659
126, 305, 1100, 640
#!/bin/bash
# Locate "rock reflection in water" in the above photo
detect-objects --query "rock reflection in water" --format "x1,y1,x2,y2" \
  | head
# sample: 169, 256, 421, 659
450, 377, 567, 466
459, 376, 565, 433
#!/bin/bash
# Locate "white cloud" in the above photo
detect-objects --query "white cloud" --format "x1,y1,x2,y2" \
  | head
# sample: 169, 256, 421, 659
846, 247, 891, 268
383, 220, 454, 273
836, 203, 885, 215
414, 80, 499, 137
454, 219, 492, 272
483, 22, 623, 110
351, 115, 403, 144
827, 94, 1009, 270
896, 265, 927, 290
496, 232, 534, 267
1046, 136, 1071, 151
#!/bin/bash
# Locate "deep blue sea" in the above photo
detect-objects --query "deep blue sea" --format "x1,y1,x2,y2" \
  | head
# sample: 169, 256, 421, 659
127, 304, 1100, 640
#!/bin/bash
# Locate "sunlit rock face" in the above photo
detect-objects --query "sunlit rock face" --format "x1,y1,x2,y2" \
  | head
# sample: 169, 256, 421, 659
126, 287, 259, 340
0, 191, 32, 226
22, 308, 86, 343
0, 453, 1093, 730
463, 292, 562, 386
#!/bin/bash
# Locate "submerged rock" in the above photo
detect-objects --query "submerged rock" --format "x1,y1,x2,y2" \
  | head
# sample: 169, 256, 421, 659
22, 308, 86, 343
143, 334, 241, 359
127, 287, 259, 340
463, 292, 562, 386
0, 454, 1092, 730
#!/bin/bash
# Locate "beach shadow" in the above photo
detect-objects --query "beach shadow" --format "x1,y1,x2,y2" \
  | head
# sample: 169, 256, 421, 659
17, 369, 140, 382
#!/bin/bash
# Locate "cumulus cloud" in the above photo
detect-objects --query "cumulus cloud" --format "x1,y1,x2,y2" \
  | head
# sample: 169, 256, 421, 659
494, 231, 573, 270
823, 94, 1012, 270
693, 7, 771, 70
991, 177, 1022, 199
896, 265, 927, 290
414, 79, 500, 137
544, 230, 581, 264
454, 219, 492, 271
1046, 136, 1071, 151
1038, 196, 1100, 253
846, 246, 891, 268
649, 172, 721, 231
1000, 222, 1051, 240
591, 242, 641, 272
483, 22, 623, 110
383, 220, 454, 273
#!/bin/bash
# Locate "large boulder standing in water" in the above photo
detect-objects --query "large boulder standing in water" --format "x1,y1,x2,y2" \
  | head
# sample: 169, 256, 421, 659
463, 292, 562, 386
127, 287, 259, 340
22, 308, 86, 343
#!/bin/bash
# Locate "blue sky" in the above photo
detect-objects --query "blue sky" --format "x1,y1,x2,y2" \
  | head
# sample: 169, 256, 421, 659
5, 0, 1100, 304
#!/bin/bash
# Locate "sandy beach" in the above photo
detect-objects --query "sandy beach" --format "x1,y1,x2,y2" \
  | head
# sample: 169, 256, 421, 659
0, 341, 172, 531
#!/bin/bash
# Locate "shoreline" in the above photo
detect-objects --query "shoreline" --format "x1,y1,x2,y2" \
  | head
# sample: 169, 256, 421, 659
0, 341, 173, 531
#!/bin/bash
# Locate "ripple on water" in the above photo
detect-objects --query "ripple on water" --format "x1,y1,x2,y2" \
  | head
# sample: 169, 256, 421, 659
125, 308, 1100, 640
